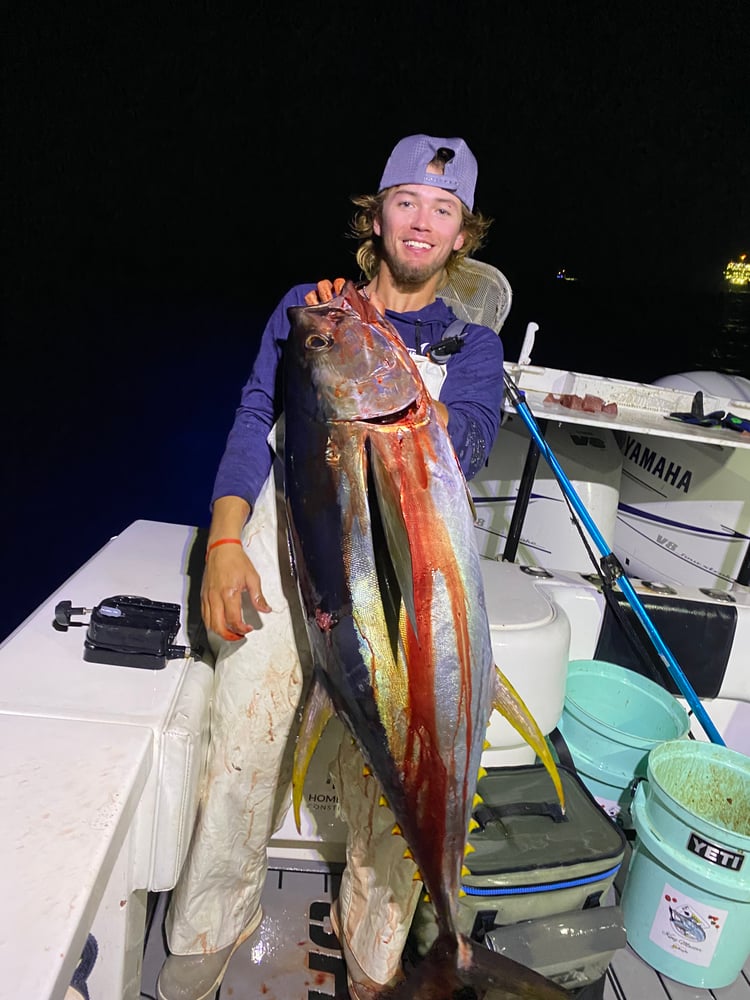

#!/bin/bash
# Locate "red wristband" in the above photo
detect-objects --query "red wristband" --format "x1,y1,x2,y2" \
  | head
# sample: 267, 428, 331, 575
206, 537, 243, 560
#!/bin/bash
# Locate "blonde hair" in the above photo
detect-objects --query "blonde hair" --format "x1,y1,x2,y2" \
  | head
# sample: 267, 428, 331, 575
349, 190, 493, 282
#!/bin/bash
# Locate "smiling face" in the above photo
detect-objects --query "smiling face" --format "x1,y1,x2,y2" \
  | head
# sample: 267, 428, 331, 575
375, 184, 466, 290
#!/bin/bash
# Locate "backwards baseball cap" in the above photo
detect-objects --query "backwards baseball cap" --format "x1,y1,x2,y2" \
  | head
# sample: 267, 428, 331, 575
378, 134, 478, 211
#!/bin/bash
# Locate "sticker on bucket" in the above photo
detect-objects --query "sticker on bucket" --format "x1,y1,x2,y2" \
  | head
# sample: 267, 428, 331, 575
594, 795, 622, 823
648, 881, 727, 968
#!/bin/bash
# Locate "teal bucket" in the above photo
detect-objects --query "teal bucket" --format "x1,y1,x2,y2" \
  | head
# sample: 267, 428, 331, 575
621, 740, 750, 989
557, 659, 690, 828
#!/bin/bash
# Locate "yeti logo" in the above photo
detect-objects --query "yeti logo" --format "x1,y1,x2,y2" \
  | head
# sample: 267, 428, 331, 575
688, 833, 744, 871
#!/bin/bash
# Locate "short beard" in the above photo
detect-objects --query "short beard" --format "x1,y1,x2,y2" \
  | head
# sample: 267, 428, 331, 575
382, 247, 450, 290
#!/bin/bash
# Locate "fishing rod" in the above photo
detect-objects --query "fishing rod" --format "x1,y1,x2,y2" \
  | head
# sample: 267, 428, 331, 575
503, 369, 726, 747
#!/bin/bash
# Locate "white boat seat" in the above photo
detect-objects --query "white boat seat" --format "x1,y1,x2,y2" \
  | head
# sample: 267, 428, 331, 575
143, 655, 214, 891
438, 257, 513, 333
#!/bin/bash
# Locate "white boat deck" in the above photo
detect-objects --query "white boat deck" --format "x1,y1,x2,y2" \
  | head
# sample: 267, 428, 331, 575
138, 870, 750, 999
605, 948, 750, 1000
0, 520, 212, 1000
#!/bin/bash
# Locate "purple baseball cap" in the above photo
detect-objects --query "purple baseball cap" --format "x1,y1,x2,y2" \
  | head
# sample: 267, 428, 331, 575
378, 134, 478, 211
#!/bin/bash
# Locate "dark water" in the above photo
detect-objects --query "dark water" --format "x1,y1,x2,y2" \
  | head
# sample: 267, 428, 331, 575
501, 282, 750, 384
3, 286, 749, 643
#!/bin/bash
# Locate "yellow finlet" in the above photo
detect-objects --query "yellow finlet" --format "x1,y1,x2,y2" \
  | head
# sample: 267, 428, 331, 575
378, 795, 389, 807
392, 823, 403, 836
468, 818, 480, 833
403, 847, 414, 861
461, 865, 471, 877
464, 842, 475, 856
473, 793, 483, 809
477, 766, 488, 781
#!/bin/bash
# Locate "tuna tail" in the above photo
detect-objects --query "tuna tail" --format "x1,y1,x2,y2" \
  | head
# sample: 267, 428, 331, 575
382, 933, 568, 999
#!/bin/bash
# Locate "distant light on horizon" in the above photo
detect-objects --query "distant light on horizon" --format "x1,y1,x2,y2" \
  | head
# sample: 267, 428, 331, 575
724, 253, 750, 288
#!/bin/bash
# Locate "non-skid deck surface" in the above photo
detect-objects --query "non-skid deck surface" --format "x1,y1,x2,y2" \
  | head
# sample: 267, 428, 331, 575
141, 868, 750, 1000
141, 867, 348, 1000
605, 947, 750, 1000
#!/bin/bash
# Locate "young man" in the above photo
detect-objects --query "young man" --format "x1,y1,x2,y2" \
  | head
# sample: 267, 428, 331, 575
157, 134, 505, 1000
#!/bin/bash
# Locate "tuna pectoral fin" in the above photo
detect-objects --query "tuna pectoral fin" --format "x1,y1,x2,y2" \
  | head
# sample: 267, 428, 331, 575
492, 667, 566, 814
387, 933, 568, 999
292, 675, 335, 833
368, 443, 417, 635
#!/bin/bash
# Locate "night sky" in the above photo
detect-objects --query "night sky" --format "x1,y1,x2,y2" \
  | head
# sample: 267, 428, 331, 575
7, 2, 749, 306
3, 1, 750, 638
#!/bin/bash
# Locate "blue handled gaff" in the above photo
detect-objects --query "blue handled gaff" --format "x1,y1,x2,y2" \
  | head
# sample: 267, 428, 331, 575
503, 371, 726, 746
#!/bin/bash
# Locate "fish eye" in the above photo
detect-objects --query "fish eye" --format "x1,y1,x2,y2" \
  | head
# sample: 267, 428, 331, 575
305, 332, 333, 352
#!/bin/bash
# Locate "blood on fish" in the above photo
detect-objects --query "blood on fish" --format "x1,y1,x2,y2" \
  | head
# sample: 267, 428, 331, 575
315, 609, 336, 631
285, 283, 567, 999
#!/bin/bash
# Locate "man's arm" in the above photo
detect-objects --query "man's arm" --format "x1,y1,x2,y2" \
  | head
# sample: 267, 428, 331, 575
204, 284, 316, 639
440, 324, 505, 480
211, 284, 316, 508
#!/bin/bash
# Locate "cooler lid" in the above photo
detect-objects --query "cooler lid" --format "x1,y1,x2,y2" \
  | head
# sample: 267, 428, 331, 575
480, 560, 555, 630
465, 765, 626, 880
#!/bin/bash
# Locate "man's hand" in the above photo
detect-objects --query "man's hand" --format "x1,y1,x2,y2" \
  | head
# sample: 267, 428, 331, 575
303, 279, 388, 318
201, 544, 272, 642
201, 497, 271, 642
304, 278, 346, 305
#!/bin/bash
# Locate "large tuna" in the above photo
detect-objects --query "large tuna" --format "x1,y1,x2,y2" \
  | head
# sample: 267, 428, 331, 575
284, 282, 566, 998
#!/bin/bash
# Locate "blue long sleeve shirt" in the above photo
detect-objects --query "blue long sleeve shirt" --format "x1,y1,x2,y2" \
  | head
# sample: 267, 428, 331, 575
211, 283, 505, 508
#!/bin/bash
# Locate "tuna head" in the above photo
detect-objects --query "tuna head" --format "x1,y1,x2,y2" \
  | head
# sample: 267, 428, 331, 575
286, 281, 422, 423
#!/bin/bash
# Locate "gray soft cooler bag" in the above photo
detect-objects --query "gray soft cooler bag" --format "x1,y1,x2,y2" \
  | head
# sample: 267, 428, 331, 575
411, 761, 627, 960
461, 763, 626, 933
